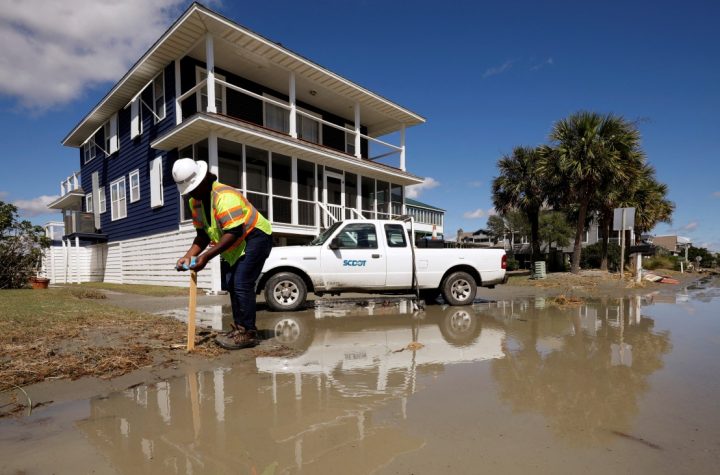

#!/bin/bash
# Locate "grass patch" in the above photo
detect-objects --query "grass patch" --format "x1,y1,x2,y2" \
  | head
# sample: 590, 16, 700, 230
66, 282, 192, 297
0, 288, 220, 393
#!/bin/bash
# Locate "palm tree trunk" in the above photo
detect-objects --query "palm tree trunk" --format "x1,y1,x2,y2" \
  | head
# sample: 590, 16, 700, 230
571, 199, 588, 274
529, 208, 541, 263
599, 209, 611, 271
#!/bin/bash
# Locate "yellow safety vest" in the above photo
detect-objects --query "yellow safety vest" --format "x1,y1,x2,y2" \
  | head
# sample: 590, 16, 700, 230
190, 181, 272, 266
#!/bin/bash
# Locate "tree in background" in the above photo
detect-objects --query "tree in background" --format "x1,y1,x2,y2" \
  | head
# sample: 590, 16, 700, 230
492, 146, 546, 262
487, 211, 529, 247
630, 165, 674, 236
0, 202, 51, 289
539, 211, 574, 252
543, 112, 645, 274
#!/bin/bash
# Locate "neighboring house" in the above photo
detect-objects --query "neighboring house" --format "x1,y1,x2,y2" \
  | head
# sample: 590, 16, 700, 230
652, 235, 691, 259
405, 198, 444, 239
456, 228, 496, 247
44, 3, 425, 291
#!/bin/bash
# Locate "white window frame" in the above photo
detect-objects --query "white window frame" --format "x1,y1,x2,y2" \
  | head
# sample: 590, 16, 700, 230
99, 186, 106, 214
153, 71, 166, 123
85, 193, 93, 213
297, 107, 322, 144
195, 66, 226, 114
110, 177, 128, 221
83, 142, 96, 164
149, 157, 164, 208
263, 93, 290, 134
345, 124, 356, 155
129, 170, 141, 203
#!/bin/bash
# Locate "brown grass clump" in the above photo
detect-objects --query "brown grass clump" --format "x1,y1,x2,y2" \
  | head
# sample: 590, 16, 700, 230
551, 294, 585, 306
69, 288, 107, 299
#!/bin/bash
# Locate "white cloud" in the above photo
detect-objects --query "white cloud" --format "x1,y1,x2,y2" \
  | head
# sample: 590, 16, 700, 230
463, 208, 485, 219
482, 60, 514, 78
13, 195, 59, 216
0, 191, 8, 200
406, 177, 439, 199
713, 191, 720, 197
0, 0, 195, 111
530, 57, 554, 71
468, 180, 483, 188
487, 208, 497, 217
682, 221, 699, 232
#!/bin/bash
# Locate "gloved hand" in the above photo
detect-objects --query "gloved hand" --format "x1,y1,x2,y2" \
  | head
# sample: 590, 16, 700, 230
176, 256, 197, 271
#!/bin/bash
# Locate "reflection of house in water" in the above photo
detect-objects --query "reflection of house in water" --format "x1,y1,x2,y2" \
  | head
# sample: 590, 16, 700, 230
77, 306, 503, 474
483, 295, 671, 445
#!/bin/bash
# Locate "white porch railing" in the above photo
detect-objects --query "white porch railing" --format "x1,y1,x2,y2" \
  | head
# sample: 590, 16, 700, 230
60, 172, 81, 196
317, 202, 367, 229
178, 76, 405, 168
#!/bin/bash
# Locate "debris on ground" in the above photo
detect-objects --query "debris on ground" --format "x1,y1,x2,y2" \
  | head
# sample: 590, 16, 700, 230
393, 342, 425, 353
551, 294, 584, 306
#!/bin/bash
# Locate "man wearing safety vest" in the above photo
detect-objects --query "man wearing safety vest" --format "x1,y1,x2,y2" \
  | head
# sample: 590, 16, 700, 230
172, 158, 273, 350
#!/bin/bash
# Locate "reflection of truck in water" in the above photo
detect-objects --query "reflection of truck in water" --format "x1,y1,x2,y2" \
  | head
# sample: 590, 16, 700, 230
258, 305, 506, 396
257, 219, 507, 311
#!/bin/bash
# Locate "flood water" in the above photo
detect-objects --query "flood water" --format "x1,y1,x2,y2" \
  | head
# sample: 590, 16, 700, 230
2, 277, 720, 474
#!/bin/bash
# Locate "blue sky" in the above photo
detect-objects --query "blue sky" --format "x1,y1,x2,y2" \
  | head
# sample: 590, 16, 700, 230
1, 0, 718, 249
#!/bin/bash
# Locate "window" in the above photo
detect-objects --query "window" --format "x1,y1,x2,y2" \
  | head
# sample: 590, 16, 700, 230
83, 142, 96, 164
245, 146, 269, 218
272, 153, 292, 224
85, 193, 93, 213
130, 98, 143, 139
103, 121, 111, 153
385, 224, 407, 248
361, 177, 375, 219
129, 170, 140, 203
150, 158, 164, 208
264, 94, 289, 133
110, 178, 127, 221
99, 187, 106, 213
335, 223, 378, 249
297, 159, 316, 226
345, 124, 356, 155
297, 109, 321, 144
196, 67, 226, 114
153, 72, 166, 122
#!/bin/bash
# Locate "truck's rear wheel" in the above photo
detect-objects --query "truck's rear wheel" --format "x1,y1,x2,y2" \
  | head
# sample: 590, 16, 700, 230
441, 271, 477, 306
265, 272, 307, 312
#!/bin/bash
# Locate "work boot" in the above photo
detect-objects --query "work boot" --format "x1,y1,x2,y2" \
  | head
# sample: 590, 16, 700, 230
215, 323, 259, 350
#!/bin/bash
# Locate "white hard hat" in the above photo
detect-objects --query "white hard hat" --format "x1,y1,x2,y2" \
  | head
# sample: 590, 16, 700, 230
172, 158, 208, 196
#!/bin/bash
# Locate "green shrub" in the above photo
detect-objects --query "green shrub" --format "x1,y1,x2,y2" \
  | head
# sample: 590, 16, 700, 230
643, 255, 678, 271
580, 242, 621, 270
0, 202, 50, 289
506, 256, 520, 271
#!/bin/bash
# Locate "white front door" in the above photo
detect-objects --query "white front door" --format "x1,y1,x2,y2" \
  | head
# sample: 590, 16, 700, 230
320, 222, 386, 289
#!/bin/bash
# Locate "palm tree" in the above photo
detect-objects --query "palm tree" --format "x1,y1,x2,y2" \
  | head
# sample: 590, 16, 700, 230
544, 111, 644, 274
629, 165, 674, 236
492, 146, 546, 262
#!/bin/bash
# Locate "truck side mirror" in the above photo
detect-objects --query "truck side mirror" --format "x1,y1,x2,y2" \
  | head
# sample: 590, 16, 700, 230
329, 237, 340, 250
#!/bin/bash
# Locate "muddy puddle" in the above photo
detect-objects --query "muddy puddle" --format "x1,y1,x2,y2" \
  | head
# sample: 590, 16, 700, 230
2, 279, 720, 474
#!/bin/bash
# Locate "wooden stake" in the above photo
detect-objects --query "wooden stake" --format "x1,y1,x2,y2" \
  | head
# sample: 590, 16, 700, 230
187, 270, 197, 352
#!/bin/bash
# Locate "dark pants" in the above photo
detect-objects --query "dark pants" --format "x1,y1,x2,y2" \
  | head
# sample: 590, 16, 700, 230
225, 229, 273, 331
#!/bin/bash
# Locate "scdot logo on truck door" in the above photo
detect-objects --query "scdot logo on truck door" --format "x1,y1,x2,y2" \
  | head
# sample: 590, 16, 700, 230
343, 259, 367, 267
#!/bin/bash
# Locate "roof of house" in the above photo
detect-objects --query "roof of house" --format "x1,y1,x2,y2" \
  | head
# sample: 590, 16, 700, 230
405, 198, 445, 211
63, 2, 425, 148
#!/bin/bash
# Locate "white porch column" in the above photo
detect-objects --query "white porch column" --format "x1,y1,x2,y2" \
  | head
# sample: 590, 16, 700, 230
205, 33, 217, 113
208, 132, 221, 293
356, 173, 362, 217
400, 124, 406, 171
314, 164, 320, 233
75, 236, 81, 284
354, 102, 361, 159
289, 72, 297, 138
291, 157, 298, 225
174, 59, 182, 125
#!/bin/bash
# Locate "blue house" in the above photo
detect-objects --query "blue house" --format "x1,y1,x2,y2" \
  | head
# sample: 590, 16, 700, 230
46, 3, 425, 291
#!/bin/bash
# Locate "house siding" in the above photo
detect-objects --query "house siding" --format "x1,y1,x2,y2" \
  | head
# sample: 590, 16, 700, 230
81, 62, 180, 242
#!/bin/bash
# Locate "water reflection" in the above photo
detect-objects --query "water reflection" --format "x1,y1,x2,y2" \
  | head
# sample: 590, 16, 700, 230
77, 295, 675, 472
487, 296, 672, 445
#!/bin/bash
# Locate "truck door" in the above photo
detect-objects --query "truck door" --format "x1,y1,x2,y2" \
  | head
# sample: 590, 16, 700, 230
383, 223, 412, 288
320, 222, 386, 289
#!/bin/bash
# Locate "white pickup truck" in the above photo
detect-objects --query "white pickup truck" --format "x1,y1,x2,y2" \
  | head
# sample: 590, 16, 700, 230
257, 219, 507, 311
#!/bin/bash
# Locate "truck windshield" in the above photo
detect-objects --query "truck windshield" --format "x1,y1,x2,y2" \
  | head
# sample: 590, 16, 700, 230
309, 222, 342, 246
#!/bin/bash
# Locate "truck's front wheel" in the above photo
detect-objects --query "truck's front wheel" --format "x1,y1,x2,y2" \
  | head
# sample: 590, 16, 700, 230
441, 271, 477, 306
265, 272, 308, 312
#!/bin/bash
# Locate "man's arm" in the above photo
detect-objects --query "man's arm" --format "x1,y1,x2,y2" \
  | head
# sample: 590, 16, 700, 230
177, 229, 211, 269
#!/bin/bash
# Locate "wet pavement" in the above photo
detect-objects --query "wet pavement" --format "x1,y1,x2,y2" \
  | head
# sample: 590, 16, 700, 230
2, 277, 720, 474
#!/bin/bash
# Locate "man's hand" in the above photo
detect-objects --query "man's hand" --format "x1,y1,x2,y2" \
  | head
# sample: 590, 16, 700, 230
190, 253, 209, 272
176, 256, 192, 271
